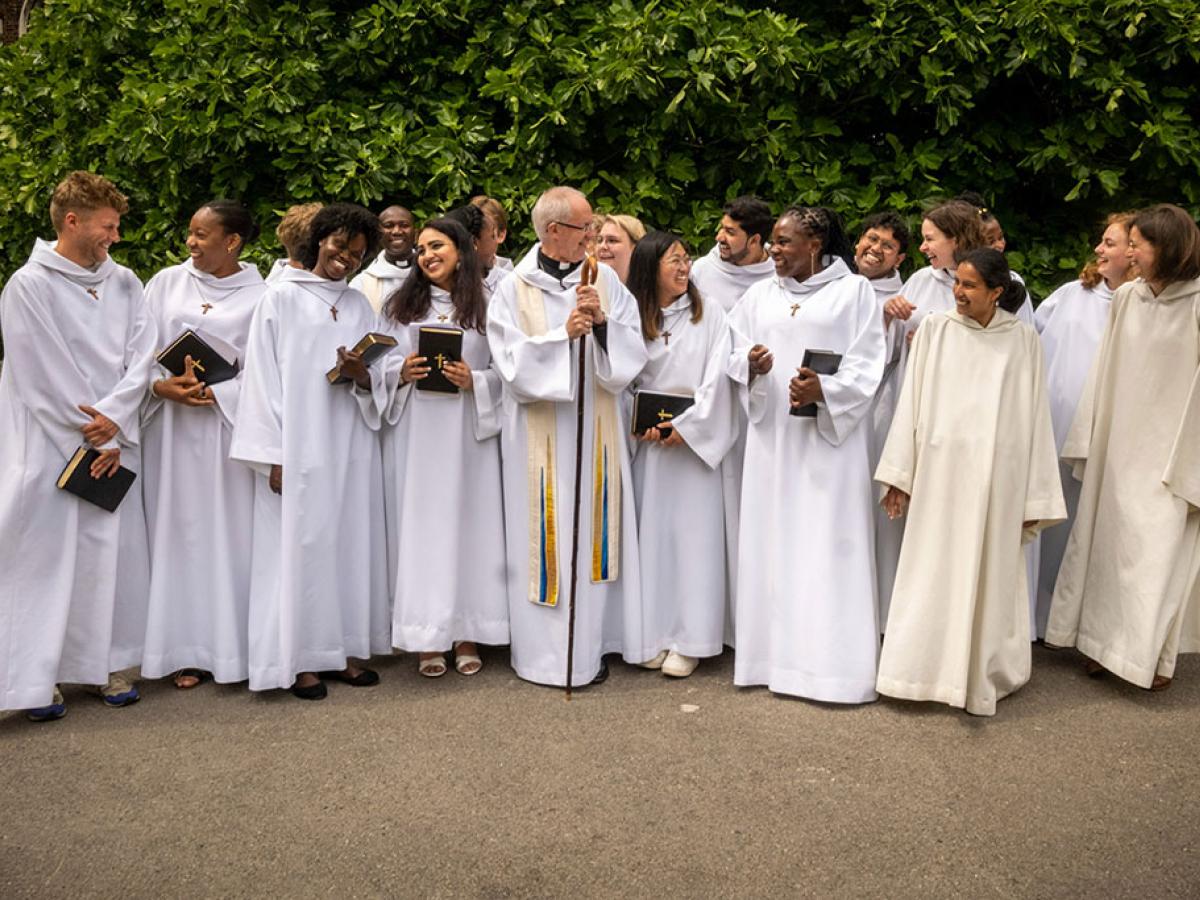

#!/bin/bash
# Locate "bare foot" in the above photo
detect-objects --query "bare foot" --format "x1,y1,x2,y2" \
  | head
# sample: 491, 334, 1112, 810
294, 671, 320, 689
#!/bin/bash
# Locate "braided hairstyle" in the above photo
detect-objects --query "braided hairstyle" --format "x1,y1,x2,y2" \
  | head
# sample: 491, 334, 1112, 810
780, 205, 854, 268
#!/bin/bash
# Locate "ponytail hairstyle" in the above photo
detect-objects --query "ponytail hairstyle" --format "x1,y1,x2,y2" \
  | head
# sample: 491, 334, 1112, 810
383, 218, 487, 333
926, 200, 988, 258
200, 199, 259, 254
626, 231, 703, 341
958, 248, 1026, 313
779, 205, 854, 268
1079, 211, 1137, 289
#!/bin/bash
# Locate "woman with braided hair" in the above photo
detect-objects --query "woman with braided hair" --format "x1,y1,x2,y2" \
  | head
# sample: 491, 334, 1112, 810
726, 206, 887, 703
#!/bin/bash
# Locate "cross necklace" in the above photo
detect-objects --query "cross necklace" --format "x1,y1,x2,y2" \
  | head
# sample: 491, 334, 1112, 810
296, 283, 349, 321
431, 295, 454, 323
660, 304, 691, 346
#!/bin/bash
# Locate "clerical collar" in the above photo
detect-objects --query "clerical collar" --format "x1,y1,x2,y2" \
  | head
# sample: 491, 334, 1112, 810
387, 253, 414, 269
537, 249, 581, 281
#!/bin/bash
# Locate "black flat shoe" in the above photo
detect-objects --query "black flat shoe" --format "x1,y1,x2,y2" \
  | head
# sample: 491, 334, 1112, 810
590, 660, 609, 686
319, 668, 380, 687
290, 680, 328, 701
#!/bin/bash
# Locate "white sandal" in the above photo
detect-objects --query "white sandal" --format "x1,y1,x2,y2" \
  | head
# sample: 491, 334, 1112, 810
418, 654, 447, 678
453, 643, 483, 676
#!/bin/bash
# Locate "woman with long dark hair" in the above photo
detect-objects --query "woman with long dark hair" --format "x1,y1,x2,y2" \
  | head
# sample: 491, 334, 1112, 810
624, 231, 736, 678
141, 200, 265, 690
727, 206, 886, 704
875, 247, 1065, 716
1046, 204, 1200, 692
380, 218, 506, 678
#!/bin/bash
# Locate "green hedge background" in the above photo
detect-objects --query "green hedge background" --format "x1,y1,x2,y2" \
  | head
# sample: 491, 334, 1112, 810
1, 0, 1198, 299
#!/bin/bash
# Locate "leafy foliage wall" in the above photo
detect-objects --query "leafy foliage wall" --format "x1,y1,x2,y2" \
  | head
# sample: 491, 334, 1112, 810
1, 0, 1198, 298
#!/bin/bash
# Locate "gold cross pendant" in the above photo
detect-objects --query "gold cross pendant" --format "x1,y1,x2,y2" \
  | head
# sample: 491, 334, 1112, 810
437, 314, 449, 322
330, 307, 338, 321
790, 303, 801, 317
85, 288, 99, 301
201, 302, 213, 315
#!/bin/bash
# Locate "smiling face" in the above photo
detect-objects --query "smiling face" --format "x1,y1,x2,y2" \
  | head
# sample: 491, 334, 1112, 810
983, 219, 1006, 252
769, 215, 823, 281
715, 215, 761, 265
953, 261, 1002, 326
59, 206, 122, 268
1094, 222, 1132, 287
596, 221, 636, 281
919, 218, 957, 270
416, 227, 460, 291
313, 229, 368, 281
542, 194, 594, 264
656, 241, 692, 306
186, 206, 241, 277
379, 206, 415, 262
854, 226, 905, 279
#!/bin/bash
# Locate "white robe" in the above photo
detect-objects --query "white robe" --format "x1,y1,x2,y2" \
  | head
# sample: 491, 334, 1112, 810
1033, 279, 1113, 638
728, 259, 885, 703
865, 270, 906, 628
0, 239, 156, 709
379, 289, 508, 652
264, 258, 290, 284
140, 260, 264, 681
875, 310, 1066, 716
629, 295, 737, 661
230, 267, 392, 691
484, 265, 511, 299
1046, 277, 1200, 686
896, 265, 1042, 636
487, 248, 648, 686
350, 251, 414, 313
690, 244, 775, 646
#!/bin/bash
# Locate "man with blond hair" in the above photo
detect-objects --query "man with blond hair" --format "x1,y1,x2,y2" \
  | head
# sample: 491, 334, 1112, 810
0, 171, 157, 720
487, 186, 647, 687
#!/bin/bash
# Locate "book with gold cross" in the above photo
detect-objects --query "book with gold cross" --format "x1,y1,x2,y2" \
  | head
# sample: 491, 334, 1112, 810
631, 390, 694, 437
326, 332, 400, 385
156, 329, 239, 385
416, 325, 464, 394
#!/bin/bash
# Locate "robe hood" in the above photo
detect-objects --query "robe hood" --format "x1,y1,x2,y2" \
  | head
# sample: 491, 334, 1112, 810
869, 271, 904, 302
29, 237, 115, 287
1130, 276, 1200, 305
946, 308, 1020, 332
182, 258, 264, 292
777, 257, 853, 297
698, 244, 776, 290
362, 250, 413, 280
278, 264, 351, 296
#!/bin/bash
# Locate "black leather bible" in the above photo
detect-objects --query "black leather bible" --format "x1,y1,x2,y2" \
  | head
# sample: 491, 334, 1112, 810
157, 330, 239, 386
326, 332, 399, 385
56, 446, 137, 512
416, 326, 465, 394
789, 349, 842, 418
632, 390, 694, 436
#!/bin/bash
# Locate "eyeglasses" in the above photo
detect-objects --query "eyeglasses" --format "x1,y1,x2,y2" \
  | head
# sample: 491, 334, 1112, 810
663, 254, 691, 268
552, 220, 596, 234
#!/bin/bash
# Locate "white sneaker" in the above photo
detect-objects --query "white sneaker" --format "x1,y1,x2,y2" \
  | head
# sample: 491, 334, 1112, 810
639, 650, 669, 670
662, 651, 698, 678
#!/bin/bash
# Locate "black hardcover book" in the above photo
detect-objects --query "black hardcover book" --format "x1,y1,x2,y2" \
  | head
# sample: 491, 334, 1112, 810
632, 390, 694, 436
326, 332, 400, 385
56, 446, 137, 512
156, 330, 239, 386
789, 349, 842, 418
416, 326, 465, 394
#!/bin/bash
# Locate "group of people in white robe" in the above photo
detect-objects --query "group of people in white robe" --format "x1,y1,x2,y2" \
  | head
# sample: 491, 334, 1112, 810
2, 171, 1198, 721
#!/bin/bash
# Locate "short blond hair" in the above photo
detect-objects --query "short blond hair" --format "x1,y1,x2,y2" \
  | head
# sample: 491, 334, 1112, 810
598, 213, 647, 244
49, 172, 128, 232
275, 202, 323, 259
470, 195, 508, 234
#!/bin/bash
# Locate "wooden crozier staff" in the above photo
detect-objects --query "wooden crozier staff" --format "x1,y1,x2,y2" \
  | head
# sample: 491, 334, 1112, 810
565, 252, 599, 699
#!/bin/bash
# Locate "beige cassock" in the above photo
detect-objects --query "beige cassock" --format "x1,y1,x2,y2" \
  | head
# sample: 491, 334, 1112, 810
1046, 278, 1200, 686
875, 309, 1065, 716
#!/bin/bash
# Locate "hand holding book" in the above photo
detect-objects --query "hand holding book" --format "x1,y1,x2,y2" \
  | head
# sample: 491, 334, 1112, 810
152, 355, 215, 407
335, 346, 372, 389
789, 366, 824, 408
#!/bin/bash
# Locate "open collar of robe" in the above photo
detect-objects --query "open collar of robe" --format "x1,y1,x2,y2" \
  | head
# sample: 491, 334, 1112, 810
945, 308, 1020, 333
30, 237, 116, 288
696, 244, 775, 285
278, 264, 352, 297
776, 256, 853, 297
362, 250, 413, 280
869, 271, 904, 302
1134, 276, 1200, 306
182, 258, 264, 293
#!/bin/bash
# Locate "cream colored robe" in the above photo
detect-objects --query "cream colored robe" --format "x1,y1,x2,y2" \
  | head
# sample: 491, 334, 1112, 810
875, 309, 1065, 716
1045, 278, 1200, 686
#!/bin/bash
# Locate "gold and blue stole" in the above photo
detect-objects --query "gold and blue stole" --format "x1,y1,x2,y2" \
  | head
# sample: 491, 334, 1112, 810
515, 277, 621, 607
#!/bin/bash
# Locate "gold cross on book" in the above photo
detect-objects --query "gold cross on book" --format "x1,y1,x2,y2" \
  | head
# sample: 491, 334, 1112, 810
434, 352, 448, 370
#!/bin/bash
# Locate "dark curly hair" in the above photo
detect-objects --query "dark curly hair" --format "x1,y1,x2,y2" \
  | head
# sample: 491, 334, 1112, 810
384, 218, 487, 333
298, 202, 382, 272
857, 210, 911, 256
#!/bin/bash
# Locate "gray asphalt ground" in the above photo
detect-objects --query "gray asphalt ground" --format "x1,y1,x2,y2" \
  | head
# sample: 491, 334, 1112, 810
1, 644, 1197, 899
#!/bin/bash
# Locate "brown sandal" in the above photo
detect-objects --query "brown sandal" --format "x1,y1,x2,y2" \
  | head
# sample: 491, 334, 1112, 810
173, 669, 208, 689
1150, 674, 1172, 692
